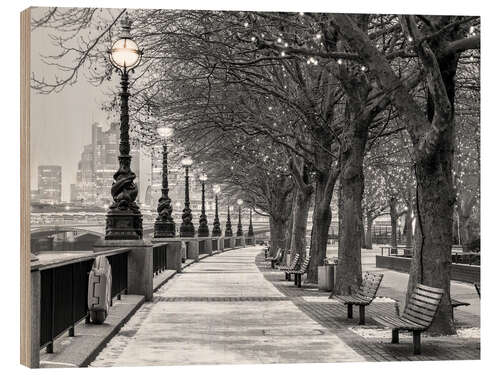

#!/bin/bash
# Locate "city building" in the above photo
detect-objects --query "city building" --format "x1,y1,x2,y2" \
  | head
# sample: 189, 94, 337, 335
71, 122, 140, 207
38, 165, 62, 204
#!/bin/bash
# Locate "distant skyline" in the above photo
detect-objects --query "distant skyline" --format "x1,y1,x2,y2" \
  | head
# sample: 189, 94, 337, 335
30, 8, 120, 202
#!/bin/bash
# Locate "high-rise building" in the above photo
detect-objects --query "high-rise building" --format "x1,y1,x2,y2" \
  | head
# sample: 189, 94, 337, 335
72, 122, 140, 206
38, 165, 62, 204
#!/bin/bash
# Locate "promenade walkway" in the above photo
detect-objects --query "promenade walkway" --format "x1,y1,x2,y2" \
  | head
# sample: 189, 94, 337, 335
91, 246, 363, 367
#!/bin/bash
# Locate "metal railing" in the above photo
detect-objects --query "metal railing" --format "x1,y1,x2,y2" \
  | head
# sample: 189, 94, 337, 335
39, 250, 129, 353
199, 240, 206, 253
153, 244, 168, 275
212, 239, 219, 251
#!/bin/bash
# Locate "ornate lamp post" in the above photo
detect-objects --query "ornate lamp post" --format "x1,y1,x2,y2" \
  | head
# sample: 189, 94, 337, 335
225, 205, 233, 237
198, 173, 210, 237
236, 199, 244, 237
212, 185, 222, 237
105, 15, 143, 240
247, 208, 254, 237
154, 126, 175, 238
179, 156, 195, 237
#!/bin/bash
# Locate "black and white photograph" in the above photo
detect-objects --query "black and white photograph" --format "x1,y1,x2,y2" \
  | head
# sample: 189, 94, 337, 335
19, 3, 482, 370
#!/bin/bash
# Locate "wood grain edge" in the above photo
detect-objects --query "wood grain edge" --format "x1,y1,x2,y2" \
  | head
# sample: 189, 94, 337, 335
20, 7, 31, 368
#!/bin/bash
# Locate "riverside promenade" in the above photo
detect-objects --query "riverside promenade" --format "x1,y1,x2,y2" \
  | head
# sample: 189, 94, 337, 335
90, 246, 480, 366
91, 246, 363, 366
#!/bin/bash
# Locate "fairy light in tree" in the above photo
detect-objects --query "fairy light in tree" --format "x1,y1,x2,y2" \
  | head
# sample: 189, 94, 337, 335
361, 66, 367, 72
299, 12, 304, 16
244, 22, 249, 27
281, 51, 286, 57
337, 59, 343, 65
277, 37, 282, 43
407, 36, 413, 42
315, 33, 322, 40
284, 42, 289, 48
251, 36, 256, 42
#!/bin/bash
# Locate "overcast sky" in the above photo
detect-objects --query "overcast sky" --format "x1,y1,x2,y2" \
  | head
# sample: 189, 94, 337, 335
30, 7, 120, 201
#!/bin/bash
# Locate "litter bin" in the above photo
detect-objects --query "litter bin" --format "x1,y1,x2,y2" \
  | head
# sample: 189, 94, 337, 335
318, 261, 336, 292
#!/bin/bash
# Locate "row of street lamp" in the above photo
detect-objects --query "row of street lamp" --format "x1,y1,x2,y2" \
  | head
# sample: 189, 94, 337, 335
105, 15, 254, 241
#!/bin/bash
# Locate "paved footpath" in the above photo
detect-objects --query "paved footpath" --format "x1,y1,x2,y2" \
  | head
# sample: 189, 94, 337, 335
91, 246, 364, 367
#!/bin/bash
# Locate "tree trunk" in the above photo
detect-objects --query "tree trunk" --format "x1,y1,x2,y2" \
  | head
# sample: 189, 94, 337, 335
389, 197, 398, 249
307, 179, 333, 283
365, 213, 373, 249
360, 211, 367, 249
290, 188, 312, 259
334, 105, 369, 295
335, 166, 364, 294
284, 190, 296, 252
269, 215, 287, 257
404, 207, 413, 248
406, 52, 459, 335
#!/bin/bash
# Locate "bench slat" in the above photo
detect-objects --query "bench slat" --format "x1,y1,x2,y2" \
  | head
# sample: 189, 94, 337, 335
414, 288, 444, 300
402, 310, 435, 326
416, 283, 445, 294
412, 293, 442, 306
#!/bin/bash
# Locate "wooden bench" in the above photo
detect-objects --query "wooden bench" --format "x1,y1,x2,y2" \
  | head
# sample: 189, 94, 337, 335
288, 255, 311, 288
373, 283, 444, 355
278, 253, 299, 280
329, 272, 384, 325
265, 248, 283, 269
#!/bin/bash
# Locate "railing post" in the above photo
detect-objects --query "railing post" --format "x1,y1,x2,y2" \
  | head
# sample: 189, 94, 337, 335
184, 238, 199, 261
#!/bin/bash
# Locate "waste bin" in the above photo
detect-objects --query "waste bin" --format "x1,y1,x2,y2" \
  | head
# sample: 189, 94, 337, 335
87, 256, 112, 324
318, 262, 336, 292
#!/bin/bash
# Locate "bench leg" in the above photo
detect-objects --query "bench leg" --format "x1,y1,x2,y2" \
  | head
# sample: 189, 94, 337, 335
297, 274, 302, 288
359, 305, 365, 325
347, 304, 353, 319
413, 331, 421, 355
391, 329, 399, 344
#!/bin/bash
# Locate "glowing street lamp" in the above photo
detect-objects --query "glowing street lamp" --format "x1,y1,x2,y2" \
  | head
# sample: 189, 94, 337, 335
212, 185, 222, 237
154, 126, 175, 238
179, 156, 195, 237
197, 173, 209, 237
105, 15, 144, 240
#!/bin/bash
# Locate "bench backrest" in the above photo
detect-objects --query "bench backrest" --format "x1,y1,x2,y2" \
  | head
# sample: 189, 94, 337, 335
402, 283, 444, 328
354, 272, 384, 302
288, 254, 300, 269
298, 255, 310, 273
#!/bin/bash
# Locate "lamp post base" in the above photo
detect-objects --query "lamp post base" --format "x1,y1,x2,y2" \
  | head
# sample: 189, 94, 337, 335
179, 223, 195, 238
105, 209, 143, 240
154, 219, 176, 238
198, 226, 210, 237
